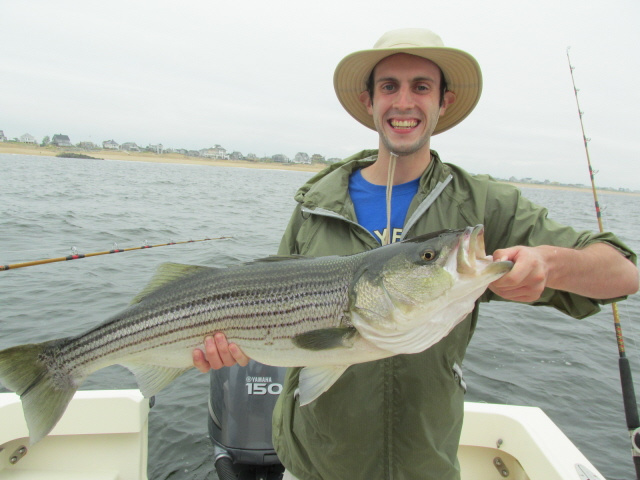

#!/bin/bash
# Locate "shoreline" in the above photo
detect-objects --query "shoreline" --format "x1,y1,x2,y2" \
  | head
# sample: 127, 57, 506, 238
0, 143, 326, 174
1, 143, 637, 196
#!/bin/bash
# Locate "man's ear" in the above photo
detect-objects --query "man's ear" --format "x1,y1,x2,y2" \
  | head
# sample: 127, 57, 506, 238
359, 90, 373, 115
440, 91, 456, 115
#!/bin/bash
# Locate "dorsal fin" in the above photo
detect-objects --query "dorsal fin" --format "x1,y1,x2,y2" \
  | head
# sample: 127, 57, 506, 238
242, 254, 312, 265
130, 262, 211, 304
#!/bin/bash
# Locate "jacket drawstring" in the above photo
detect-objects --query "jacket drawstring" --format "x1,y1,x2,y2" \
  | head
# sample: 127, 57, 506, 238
384, 153, 398, 246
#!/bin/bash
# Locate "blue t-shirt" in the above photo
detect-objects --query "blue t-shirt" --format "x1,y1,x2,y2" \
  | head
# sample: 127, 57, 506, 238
349, 169, 420, 244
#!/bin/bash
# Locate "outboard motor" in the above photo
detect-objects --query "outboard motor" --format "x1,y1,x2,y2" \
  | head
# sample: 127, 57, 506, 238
208, 360, 287, 480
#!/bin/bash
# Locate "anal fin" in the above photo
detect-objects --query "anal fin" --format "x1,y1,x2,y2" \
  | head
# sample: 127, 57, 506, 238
122, 363, 191, 397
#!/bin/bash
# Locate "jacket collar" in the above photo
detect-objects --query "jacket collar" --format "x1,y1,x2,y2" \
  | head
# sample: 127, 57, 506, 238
296, 149, 452, 216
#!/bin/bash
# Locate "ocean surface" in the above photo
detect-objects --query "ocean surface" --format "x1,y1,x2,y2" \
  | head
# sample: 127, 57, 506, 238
1, 153, 639, 480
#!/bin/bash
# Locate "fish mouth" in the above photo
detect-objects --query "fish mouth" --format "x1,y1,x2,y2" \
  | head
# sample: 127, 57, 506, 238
456, 225, 513, 276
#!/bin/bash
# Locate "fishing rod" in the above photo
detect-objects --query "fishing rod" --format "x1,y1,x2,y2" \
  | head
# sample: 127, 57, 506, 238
0, 236, 232, 271
567, 46, 640, 478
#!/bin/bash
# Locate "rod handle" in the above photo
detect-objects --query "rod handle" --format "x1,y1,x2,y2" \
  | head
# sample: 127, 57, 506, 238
620, 356, 640, 431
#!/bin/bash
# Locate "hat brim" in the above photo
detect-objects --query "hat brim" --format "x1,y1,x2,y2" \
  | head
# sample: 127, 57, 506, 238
333, 46, 482, 135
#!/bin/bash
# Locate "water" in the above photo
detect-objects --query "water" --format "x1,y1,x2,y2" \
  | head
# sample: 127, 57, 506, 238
1, 153, 639, 479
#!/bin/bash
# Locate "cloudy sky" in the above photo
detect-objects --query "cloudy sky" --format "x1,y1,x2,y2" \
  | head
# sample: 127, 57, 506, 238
2, 0, 639, 189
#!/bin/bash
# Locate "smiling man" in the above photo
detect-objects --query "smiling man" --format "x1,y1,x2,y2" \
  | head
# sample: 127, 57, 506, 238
357, 53, 455, 184
194, 29, 638, 480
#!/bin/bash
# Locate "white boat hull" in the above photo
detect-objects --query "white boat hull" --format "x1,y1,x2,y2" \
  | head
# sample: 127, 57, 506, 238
0, 390, 605, 479
459, 402, 603, 479
0, 390, 149, 480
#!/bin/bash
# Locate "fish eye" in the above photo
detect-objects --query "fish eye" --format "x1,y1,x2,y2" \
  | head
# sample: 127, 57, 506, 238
421, 249, 436, 262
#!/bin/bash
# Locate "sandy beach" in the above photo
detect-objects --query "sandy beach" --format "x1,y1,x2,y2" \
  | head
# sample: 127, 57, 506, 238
0, 143, 326, 173
1, 142, 636, 196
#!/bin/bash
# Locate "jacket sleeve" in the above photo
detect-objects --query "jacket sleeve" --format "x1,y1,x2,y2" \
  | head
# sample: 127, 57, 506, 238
479, 182, 636, 319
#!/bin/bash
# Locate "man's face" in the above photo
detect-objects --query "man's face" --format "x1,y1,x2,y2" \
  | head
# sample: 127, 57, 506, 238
359, 53, 455, 157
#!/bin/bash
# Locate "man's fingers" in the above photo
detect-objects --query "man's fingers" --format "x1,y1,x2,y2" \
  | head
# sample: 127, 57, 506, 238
192, 348, 211, 373
213, 332, 237, 367
193, 333, 251, 371
229, 343, 250, 367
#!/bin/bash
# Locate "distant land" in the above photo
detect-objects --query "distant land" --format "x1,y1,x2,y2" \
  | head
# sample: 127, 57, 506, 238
1, 142, 637, 196
0, 142, 325, 174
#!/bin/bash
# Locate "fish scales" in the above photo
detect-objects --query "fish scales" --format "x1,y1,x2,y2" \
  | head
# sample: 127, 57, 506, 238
51, 255, 360, 376
0, 225, 513, 443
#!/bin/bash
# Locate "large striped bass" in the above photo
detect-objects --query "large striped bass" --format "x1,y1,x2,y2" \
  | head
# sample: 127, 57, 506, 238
0, 225, 511, 444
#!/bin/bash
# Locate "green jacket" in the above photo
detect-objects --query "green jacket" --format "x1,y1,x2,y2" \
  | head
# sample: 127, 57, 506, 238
272, 150, 635, 480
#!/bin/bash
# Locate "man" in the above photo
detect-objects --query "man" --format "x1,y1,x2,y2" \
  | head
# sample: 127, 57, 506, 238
194, 29, 638, 479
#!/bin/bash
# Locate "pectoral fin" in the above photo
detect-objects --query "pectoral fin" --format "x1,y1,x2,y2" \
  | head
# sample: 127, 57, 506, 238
292, 327, 356, 351
298, 365, 350, 406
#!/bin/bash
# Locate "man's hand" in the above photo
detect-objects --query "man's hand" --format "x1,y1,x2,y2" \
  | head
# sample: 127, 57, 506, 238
192, 333, 250, 373
489, 243, 638, 302
489, 246, 548, 302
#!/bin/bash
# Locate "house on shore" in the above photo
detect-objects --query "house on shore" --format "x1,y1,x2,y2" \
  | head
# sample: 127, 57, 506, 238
103, 140, 119, 150
146, 144, 163, 154
200, 144, 228, 159
20, 133, 38, 144
78, 141, 98, 150
51, 134, 72, 147
0, 130, 7, 142
293, 152, 310, 164
121, 142, 140, 152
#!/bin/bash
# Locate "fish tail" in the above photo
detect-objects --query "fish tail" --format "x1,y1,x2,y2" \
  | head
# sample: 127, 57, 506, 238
0, 340, 78, 444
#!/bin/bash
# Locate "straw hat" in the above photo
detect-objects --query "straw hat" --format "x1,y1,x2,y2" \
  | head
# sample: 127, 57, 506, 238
333, 28, 482, 135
